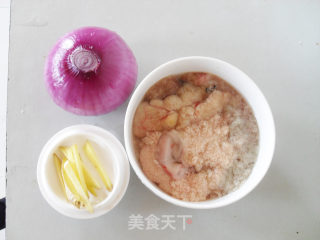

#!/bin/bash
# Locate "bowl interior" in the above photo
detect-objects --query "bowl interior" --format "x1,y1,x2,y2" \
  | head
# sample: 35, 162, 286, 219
45, 133, 117, 204
124, 56, 275, 208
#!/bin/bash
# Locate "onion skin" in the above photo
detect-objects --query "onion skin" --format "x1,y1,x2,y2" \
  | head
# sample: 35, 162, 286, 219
45, 27, 138, 115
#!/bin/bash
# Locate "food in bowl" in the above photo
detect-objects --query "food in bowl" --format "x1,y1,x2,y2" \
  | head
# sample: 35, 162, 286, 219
132, 72, 259, 202
53, 140, 113, 212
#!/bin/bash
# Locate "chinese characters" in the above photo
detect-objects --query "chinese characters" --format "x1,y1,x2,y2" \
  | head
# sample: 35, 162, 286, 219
128, 214, 192, 231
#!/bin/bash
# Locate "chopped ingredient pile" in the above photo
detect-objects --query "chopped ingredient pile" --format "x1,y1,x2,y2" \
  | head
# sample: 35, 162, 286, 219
53, 140, 113, 213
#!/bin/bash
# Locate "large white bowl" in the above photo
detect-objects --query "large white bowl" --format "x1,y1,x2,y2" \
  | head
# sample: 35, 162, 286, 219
124, 56, 275, 209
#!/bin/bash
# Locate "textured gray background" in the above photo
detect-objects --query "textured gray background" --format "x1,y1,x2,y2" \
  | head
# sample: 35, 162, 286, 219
7, 0, 320, 239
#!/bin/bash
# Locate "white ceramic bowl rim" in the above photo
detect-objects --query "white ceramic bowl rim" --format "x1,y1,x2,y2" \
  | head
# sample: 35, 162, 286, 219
37, 124, 130, 219
124, 56, 275, 209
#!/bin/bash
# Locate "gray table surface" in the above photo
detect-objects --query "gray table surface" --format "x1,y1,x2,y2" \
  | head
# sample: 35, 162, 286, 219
6, 0, 320, 239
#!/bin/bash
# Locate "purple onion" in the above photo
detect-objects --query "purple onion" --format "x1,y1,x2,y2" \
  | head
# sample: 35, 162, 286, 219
45, 27, 138, 115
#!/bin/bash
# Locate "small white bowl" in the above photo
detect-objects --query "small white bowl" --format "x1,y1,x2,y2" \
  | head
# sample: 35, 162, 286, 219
37, 124, 130, 219
124, 56, 275, 209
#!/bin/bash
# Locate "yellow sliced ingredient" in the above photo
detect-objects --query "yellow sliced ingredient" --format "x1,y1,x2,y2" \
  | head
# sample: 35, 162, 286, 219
60, 147, 80, 180
87, 185, 97, 197
72, 144, 89, 197
83, 140, 113, 191
61, 146, 101, 191
61, 158, 81, 200
63, 160, 93, 213
81, 156, 101, 197
53, 154, 67, 198
61, 162, 82, 208
82, 160, 101, 189
59, 146, 73, 161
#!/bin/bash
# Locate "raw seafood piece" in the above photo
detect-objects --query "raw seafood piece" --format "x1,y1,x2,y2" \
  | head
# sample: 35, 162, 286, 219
156, 130, 188, 180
